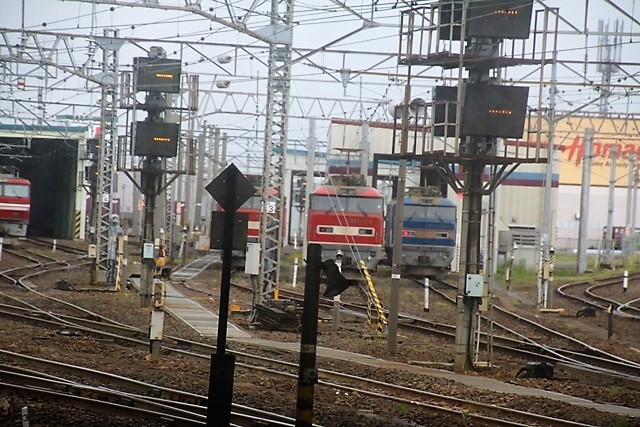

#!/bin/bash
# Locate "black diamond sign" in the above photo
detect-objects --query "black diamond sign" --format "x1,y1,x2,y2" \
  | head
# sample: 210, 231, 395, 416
206, 163, 256, 212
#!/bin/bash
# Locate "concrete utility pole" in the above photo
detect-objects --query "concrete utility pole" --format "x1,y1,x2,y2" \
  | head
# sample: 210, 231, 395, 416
212, 127, 221, 184
632, 158, 639, 255
623, 152, 635, 259
360, 119, 370, 184
577, 128, 594, 273
194, 129, 207, 232
302, 118, 316, 259
454, 138, 484, 372
603, 142, 617, 267
539, 54, 557, 309
388, 68, 412, 354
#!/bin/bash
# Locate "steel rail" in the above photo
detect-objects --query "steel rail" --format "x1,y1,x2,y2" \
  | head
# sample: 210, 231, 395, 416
0, 306, 596, 426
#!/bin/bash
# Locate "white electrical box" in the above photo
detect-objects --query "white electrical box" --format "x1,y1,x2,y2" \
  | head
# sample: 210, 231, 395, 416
465, 274, 484, 297
149, 309, 165, 340
245, 243, 260, 275
88, 244, 97, 259
143, 243, 155, 259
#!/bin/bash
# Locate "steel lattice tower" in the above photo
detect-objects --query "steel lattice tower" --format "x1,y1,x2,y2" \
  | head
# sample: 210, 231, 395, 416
93, 29, 122, 271
259, 0, 293, 300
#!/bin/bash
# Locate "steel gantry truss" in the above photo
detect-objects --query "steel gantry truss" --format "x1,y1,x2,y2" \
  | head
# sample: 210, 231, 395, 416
93, 30, 123, 271
259, 0, 293, 302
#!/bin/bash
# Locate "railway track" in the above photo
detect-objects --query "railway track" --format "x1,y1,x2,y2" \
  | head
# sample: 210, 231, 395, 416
415, 278, 640, 383
0, 282, 602, 426
0, 355, 296, 427
231, 279, 640, 389
0, 301, 596, 426
0, 248, 637, 425
557, 272, 640, 319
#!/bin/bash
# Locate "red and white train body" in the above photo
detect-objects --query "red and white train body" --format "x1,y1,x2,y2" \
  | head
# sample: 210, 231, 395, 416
306, 177, 385, 271
0, 175, 30, 238
217, 187, 284, 245
237, 194, 263, 243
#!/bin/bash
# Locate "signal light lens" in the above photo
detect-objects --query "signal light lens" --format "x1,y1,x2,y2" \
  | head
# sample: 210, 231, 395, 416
488, 109, 513, 115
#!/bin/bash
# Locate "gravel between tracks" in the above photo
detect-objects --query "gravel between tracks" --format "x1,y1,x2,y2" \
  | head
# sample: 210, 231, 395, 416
0, 242, 639, 426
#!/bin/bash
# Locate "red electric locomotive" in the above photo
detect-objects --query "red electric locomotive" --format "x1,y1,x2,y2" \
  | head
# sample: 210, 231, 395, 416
0, 172, 30, 238
307, 175, 385, 271
237, 192, 263, 243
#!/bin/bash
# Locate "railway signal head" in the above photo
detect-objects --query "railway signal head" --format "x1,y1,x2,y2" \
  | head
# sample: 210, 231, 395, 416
321, 259, 358, 298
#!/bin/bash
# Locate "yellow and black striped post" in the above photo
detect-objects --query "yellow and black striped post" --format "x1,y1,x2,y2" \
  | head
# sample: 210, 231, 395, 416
360, 259, 387, 334
74, 210, 82, 240
549, 246, 555, 282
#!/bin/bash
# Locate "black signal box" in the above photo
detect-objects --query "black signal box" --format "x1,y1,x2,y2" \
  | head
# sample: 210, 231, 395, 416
210, 211, 248, 250
439, 0, 533, 41
467, 0, 533, 39
461, 84, 529, 139
134, 121, 180, 157
432, 86, 459, 137
134, 57, 182, 93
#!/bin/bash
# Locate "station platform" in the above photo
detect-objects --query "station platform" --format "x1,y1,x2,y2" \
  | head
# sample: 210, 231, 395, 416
129, 253, 250, 339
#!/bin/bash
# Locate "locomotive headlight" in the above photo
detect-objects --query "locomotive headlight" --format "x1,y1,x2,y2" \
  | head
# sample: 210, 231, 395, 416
402, 230, 415, 237
319, 226, 333, 233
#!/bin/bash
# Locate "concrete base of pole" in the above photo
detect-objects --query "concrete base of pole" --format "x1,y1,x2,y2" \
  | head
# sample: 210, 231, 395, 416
149, 340, 161, 360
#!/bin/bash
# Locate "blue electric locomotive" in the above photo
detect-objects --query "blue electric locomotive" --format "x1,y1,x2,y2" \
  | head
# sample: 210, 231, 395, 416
385, 187, 457, 277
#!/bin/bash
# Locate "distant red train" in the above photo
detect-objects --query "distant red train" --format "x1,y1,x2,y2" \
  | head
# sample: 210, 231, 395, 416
0, 174, 30, 238
216, 187, 284, 245
237, 192, 265, 243
306, 175, 385, 271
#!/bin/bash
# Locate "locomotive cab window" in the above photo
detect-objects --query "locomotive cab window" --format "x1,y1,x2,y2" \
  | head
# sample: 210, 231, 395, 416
3, 184, 29, 198
426, 206, 456, 221
310, 195, 382, 214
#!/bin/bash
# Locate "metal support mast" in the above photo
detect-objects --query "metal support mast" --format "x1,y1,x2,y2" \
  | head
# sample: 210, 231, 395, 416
539, 51, 558, 309
93, 29, 122, 275
259, 0, 293, 301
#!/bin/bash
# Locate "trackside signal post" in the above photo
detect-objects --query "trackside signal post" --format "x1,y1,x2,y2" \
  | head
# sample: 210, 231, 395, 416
117, 46, 196, 308
295, 244, 322, 426
205, 164, 255, 427
295, 244, 354, 426
395, 2, 554, 372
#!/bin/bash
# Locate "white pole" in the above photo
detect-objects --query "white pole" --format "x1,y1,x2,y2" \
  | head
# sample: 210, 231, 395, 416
21, 406, 29, 427
623, 270, 629, 293
423, 277, 430, 312
292, 257, 298, 288
474, 312, 482, 364
0, 237, 3, 262
52, 239, 57, 252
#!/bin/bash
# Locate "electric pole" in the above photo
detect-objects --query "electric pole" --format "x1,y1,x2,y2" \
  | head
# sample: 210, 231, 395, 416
258, 0, 294, 306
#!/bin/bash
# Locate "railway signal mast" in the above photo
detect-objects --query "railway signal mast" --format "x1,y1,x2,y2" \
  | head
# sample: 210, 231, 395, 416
395, 0, 554, 372
119, 46, 192, 306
